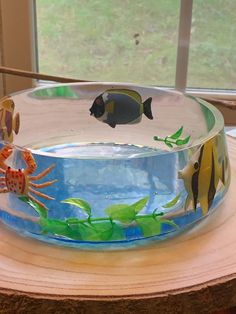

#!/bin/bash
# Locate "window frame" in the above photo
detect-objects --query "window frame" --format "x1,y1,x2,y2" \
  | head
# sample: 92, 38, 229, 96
0, 0, 236, 104
0, 0, 37, 95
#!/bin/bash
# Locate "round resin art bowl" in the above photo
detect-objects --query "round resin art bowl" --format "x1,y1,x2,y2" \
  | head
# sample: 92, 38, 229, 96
0, 83, 231, 248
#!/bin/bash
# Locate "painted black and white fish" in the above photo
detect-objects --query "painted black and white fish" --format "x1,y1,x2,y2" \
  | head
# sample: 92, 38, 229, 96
89, 89, 153, 128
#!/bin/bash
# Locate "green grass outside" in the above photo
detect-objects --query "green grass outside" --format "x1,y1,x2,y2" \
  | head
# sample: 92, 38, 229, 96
36, 0, 236, 89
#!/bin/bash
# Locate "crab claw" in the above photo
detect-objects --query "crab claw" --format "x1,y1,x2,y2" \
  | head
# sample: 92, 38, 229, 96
22, 150, 37, 175
0, 145, 13, 160
0, 145, 13, 170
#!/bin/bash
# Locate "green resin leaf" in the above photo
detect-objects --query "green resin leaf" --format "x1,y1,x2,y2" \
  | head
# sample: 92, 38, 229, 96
73, 222, 109, 241
159, 219, 178, 229
92, 222, 114, 241
18, 196, 48, 218
166, 142, 173, 148
40, 218, 83, 240
61, 198, 92, 216
137, 217, 162, 237
66, 217, 81, 224
128, 196, 149, 214
162, 194, 181, 208
153, 126, 190, 148
69, 221, 125, 241
105, 204, 135, 223
40, 218, 70, 235
84, 222, 116, 241
176, 135, 191, 145
87, 221, 112, 241
105, 197, 149, 223
169, 126, 183, 139
109, 223, 125, 241
137, 216, 178, 237
152, 208, 164, 216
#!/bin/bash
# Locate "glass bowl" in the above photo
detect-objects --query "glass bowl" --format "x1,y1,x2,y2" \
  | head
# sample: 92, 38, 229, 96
0, 82, 230, 249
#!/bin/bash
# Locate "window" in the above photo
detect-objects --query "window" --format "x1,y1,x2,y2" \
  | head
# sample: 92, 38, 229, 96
1, 0, 236, 100
36, 0, 180, 87
188, 0, 236, 91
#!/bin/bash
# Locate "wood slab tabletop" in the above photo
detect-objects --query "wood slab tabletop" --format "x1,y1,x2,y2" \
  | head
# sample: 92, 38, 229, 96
0, 136, 236, 314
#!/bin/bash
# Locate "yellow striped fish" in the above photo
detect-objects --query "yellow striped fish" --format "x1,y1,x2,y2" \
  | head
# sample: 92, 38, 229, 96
178, 137, 226, 215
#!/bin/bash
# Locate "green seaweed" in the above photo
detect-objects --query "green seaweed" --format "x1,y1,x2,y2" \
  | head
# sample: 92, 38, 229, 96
40, 218, 71, 235
105, 204, 135, 223
61, 198, 92, 217
19, 195, 178, 242
74, 221, 124, 241
39, 218, 125, 241
136, 216, 178, 237
18, 196, 48, 219
104, 196, 149, 223
153, 126, 190, 148
137, 217, 162, 237
162, 193, 181, 208
130, 196, 150, 214
169, 126, 183, 139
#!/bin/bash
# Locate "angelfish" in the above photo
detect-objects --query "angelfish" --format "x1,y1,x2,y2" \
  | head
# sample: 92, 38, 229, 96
0, 96, 20, 143
89, 89, 153, 128
178, 137, 226, 215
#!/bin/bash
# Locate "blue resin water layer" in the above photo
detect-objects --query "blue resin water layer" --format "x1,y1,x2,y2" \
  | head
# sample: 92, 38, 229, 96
0, 139, 230, 249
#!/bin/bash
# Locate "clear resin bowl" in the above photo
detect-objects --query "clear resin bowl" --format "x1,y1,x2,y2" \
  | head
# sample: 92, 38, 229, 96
0, 83, 230, 248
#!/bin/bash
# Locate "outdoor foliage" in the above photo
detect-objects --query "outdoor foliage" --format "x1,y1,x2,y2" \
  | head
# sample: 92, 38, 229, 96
36, 0, 236, 88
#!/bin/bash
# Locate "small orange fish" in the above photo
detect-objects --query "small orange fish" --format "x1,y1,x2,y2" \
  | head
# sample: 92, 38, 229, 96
0, 96, 20, 142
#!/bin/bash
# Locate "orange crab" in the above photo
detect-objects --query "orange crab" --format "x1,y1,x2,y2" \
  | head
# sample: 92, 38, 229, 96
0, 144, 57, 210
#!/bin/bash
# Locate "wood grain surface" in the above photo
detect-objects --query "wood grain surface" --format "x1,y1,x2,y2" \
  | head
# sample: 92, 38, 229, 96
0, 136, 236, 314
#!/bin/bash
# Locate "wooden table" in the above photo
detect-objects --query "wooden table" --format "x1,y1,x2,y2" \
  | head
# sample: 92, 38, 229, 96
0, 136, 236, 314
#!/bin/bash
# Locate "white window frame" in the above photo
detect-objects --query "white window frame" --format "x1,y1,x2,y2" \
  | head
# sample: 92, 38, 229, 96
176, 0, 236, 100
1, 0, 236, 101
